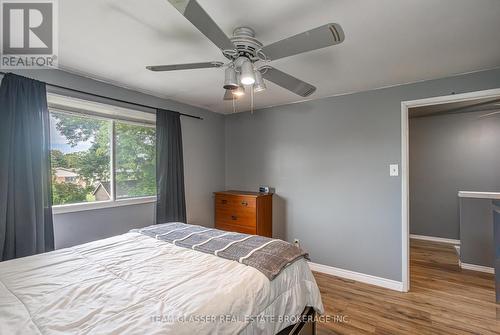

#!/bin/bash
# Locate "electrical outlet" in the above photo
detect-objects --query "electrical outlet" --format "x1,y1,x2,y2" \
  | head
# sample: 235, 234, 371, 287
294, 239, 300, 248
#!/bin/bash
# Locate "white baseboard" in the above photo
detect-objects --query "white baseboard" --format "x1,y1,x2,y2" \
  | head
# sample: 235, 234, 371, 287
410, 234, 460, 245
454, 245, 460, 257
308, 262, 404, 292
459, 261, 495, 274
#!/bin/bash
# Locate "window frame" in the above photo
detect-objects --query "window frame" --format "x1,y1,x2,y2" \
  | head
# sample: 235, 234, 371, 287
51, 195, 156, 214
48, 94, 157, 214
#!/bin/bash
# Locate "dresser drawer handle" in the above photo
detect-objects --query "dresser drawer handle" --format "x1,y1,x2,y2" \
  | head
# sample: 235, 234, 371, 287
241, 201, 248, 206
221, 199, 227, 204
231, 215, 237, 220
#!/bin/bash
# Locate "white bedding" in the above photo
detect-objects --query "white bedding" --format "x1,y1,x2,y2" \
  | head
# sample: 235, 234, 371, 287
0, 232, 323, 335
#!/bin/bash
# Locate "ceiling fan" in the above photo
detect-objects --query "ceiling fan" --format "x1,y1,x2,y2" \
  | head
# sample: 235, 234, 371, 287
146, 0, 345, 102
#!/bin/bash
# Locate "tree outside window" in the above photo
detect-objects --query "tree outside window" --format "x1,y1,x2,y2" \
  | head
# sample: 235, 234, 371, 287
49, 111, 156, 206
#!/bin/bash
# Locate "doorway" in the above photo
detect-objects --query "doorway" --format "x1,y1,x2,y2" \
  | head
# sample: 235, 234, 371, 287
401, 88, 500, 292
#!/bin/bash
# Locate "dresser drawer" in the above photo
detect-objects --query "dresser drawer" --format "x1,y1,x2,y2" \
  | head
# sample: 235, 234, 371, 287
215, 195, 256, 228
214, 191, 272, 238
215, 195, 256, 210
215, 209, 256, 228
216, 222, 256, 235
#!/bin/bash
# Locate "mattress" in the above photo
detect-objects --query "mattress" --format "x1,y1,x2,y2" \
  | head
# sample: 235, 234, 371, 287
0, 231, 323, 334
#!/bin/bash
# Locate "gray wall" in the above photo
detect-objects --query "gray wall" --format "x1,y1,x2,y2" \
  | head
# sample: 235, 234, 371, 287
459, 198, 495, 267
225, 68, 500, 281
4, 68, 500, 281
54, 203, 155, 249
410, 112, 500, 239
2, 70, 225, 248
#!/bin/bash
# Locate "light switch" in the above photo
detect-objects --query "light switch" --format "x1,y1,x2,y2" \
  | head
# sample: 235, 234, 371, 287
390, 164, 399, 177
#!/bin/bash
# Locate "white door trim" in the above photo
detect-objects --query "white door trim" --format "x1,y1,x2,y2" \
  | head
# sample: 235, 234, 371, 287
400, 87, 500, 293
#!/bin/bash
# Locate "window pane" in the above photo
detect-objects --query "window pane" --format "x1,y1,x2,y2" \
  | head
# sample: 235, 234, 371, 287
50, 112, 111, 205
115, 122, 156, 199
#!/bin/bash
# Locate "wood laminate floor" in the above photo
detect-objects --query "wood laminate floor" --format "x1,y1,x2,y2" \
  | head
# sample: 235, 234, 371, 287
313, 239, 499, 334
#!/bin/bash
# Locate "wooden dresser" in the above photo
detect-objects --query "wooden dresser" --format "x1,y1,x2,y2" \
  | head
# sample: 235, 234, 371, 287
214, 190, 273, 237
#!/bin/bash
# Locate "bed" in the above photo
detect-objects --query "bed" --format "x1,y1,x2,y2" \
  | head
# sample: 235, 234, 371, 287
0, 223, 323, 334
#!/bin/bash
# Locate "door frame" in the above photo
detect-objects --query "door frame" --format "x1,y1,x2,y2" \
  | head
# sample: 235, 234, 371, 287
400, 88, 500, 292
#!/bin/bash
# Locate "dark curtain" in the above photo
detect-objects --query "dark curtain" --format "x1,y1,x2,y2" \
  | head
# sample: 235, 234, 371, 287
156, 109, 186, 223
0, 73, 54, 261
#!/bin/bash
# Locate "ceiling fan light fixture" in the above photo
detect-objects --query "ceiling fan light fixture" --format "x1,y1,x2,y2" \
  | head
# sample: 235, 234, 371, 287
253, 70, 266, 92
233, 86, 245, 97
240, 59, 255, 86
223, 67, 239, 90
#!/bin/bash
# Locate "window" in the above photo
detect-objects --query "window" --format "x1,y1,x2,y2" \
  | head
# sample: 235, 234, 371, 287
115, 122, 156, 199
49, 95, 156, 209
50, 112, 111, 205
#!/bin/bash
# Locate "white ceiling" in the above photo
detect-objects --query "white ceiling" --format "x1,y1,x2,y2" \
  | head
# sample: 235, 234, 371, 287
59, 0, 500, 114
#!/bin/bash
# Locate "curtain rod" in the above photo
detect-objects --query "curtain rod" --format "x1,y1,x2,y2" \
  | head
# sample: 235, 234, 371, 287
0, 71, 203, 120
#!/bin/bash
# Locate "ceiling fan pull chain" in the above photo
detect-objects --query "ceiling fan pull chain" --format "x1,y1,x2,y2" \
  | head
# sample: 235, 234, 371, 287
251, 87, 254, 114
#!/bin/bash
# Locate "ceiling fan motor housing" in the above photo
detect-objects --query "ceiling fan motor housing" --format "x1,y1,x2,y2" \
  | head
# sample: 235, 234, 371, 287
225, 27, 263, 61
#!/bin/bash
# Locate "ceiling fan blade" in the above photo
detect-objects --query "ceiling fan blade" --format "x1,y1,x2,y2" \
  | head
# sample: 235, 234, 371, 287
260, 23, 344, 61
479, 110, 500, 118
167, 0, 235, 51
261, 66, 316, 97
146, 61, 223, 72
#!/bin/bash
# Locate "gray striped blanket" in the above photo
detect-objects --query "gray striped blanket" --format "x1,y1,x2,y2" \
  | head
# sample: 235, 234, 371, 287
131, 222, 309, 280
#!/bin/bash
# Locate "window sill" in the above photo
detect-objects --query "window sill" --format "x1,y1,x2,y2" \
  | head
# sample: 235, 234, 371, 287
52, 196, 156, 215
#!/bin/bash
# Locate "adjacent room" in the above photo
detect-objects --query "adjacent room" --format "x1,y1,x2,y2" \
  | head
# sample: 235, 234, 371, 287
1, 0, 500, 334
407, 94, 500, 334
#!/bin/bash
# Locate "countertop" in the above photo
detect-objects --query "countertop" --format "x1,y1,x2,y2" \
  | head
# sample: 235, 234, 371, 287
458, 191, 500, 200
